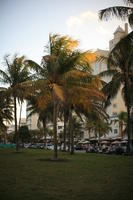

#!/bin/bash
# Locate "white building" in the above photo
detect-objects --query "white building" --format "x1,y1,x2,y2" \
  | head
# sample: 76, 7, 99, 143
92, 23, 128, 139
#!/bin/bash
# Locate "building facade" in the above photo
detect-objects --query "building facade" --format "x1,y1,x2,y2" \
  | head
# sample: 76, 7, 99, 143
92, 23, 128, 139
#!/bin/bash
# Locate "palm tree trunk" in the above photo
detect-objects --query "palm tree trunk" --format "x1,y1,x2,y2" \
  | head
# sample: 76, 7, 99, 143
68, 131, 70, 152
53, 100, 58, 160
119, 124, 123, 138
127, 105, 131, 153
98, 130, 101, 148
42, 120, 47, 148
4, 128, 7, 144
18, 101, 22, 130
63, 110, 67, 151
68, 115, 71, 152
14, 96, 19, 152
69, 107, 74, 155
125, 75, 132, 154
88, 129, 91, 139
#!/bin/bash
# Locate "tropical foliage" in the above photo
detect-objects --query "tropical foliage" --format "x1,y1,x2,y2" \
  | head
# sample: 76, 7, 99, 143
24, 34, 105, 159
0, 90, 13, 130
0, 89, 13, 143
99, 0, 133, 28
0, 55, 32, 151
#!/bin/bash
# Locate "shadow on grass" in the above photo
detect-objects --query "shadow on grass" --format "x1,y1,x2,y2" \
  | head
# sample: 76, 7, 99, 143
37, 158, 70, 163
12, 151, 26, 154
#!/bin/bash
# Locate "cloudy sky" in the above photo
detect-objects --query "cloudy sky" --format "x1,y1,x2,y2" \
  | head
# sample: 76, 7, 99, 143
0, 0, 130, 65
0, 0, 130, 118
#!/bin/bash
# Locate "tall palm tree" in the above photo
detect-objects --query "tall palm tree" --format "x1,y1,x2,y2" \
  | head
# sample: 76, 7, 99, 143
100, 31, 133, 153
99, 0, 133, 28
65, 80, 106, 154
26, 34, 103, 159
0, 55, 32, 151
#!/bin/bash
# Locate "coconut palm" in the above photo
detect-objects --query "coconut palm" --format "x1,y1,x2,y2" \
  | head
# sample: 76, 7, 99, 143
26, 35, 82, 159
26, 34, 103, 159
0, 55, 32, 151
100, 31, 133, 153
99, 0, 133, 28
66, 83, 106, 154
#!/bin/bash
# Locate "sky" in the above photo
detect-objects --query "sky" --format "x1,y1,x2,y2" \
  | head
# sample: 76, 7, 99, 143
0, 0, 130, 119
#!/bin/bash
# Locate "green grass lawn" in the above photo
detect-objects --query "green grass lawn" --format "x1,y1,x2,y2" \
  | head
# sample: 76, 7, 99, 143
0, 149, 133, 200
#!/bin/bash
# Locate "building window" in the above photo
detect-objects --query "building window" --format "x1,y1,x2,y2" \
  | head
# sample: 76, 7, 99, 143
114, 129, 118, 134
112, 112, 117, 116
58, 126, 62, 129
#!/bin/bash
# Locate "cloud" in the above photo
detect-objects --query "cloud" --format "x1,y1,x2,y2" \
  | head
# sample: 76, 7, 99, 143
66, 10, 123, 50
97, 24, 111, 36
66, 10, 98, 28
66, 10, 110, 37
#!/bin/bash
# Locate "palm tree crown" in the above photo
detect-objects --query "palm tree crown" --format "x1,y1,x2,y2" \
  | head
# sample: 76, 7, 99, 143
99, 0, 133, 28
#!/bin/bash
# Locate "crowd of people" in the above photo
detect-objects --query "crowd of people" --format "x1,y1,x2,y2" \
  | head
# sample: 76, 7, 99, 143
85, 142, 128, 155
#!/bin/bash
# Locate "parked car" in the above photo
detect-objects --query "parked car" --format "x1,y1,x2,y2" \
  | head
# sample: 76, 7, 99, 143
46, 144, 54, 150
36, 143, 45, 149
24, 143, 31, 148
29, 144, 38, 149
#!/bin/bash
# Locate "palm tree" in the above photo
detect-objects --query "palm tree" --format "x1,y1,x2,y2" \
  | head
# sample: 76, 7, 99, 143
0, 89, 13, 143
25, 35, 79, 159
100, 31, 133, 153
94, 118, 111, 143
99, 0, 133, 28
26, 34, 104, 159
0, 55, 32, 151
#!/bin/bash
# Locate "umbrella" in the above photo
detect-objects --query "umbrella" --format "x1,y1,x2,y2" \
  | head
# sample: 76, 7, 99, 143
101, 141, 110, 144
111, 141, 121, 144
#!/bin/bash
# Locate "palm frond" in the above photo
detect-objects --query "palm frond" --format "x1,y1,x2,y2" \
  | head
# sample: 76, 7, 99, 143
99, 69, 117, 78
99, 6, 133, 21
102, 73, 122, 102
124, 0, 133, 5
53, 83, 65, 102
0, 69, 11, 85
128, 12, 133, 26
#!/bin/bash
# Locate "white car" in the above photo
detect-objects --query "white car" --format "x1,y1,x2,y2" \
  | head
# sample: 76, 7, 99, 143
46, 144, 54, 150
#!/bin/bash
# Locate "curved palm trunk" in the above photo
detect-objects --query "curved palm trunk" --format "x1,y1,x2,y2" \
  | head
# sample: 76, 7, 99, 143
53, 100, 58, 160
63, 110, 67, 151
14, 96, 18, 152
